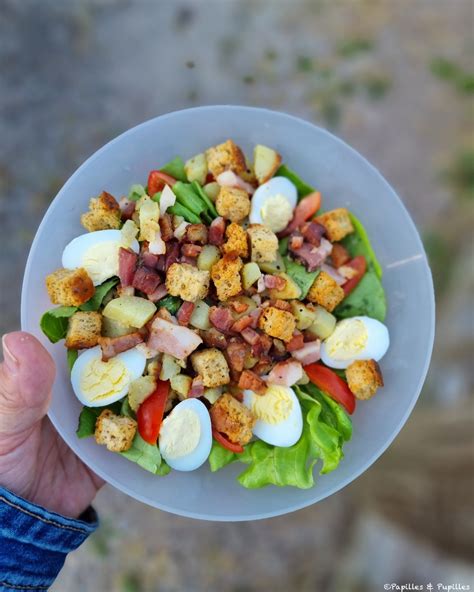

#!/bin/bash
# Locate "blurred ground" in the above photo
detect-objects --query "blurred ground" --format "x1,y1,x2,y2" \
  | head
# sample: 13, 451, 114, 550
0, 0, 473, 591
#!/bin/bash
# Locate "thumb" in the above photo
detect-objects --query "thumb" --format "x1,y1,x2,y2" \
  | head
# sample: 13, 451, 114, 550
0, 332, 56, 442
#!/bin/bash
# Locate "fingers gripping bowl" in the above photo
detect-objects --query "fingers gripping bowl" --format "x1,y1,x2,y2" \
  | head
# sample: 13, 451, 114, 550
21, 107, 434, 520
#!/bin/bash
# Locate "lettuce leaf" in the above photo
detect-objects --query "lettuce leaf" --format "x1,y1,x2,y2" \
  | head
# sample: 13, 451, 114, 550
209, 387, 352, 489
79, 278, 118, 311
120, 434, 170, 475
160, 157, 187, 182
341, 213, 383, 278
284, 257, 319, 299
67, 349, 78, 373
40, 306, 77, 343
276, 164, 315, 198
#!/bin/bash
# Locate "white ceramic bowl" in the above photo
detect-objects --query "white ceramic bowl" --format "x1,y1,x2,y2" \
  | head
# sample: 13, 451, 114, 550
21, 106, 435, 521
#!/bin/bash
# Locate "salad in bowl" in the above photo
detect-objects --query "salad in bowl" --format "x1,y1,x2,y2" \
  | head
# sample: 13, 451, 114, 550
40, 139, 389, 489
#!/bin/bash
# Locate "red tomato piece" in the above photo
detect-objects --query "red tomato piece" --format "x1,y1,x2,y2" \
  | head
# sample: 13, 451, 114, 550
304, 363, 356, 414
342, 255, 367, 295
212, 429, 244, 453
137, 380, 170, 444
147, 170, 177, 196
280, 191, 322, 236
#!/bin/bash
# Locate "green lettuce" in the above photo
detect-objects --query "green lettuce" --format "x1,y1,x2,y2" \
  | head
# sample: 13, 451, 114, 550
79, 278, 118, 311
284, 256, 319, 299
276, 164, 315, 198
208, 386, 352, 489
120, 434, 170, 476
160, 156, 187, 182
341, 213, 383, 278
40, 306, 77, 343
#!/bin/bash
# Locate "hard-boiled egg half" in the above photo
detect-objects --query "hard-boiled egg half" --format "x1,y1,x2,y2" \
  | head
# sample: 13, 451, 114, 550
71, 345, 146, 407
320, 316, 390, 369
249, 177, 297, 233
243, 384, 303, 447
62, 229, 139, 286
159, 399, 212, 471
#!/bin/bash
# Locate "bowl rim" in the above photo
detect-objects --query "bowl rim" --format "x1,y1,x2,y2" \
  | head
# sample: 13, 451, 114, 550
21, 105, 435, 521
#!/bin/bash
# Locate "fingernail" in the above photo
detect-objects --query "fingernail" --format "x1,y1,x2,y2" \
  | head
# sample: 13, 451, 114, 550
2, 335, 19, 375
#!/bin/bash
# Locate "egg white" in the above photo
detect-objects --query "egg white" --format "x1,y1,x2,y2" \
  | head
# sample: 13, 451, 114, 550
249, 177, 298, 226
62, 229, 139, 286
71, 345, 146, 407
159, 399, 212, 471
243, 385, 303, 448
320, 316, 390, 369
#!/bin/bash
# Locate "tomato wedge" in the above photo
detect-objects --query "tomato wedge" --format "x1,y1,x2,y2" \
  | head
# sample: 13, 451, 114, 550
147, 170, 177, 196
137, 380, 170, 444
212, 428, 244, 454
304, 363, 356, 414
342, 255, 367, 295
280, 191, 321, 236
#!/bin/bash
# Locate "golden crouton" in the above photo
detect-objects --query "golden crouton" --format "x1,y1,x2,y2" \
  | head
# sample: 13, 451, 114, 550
247, 224, 278, 263
210, 393, 255, 446
81, 191, 121, 232
46, 268, 95, 307
205, 139, 247, 178
95, 409, 137, 452
258, 306, 296, 342
222, 222, 248, 257
191, 348, 230, 388
314, 208, 354, 242
346, 359, 384, 400
211, 254, 243, 301
65, 311, 102, 349
307, 271, 345, 312
215, 186, 250, 223
166, 263, 210, 303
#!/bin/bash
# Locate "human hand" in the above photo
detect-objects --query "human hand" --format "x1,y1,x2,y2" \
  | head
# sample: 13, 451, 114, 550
0, 331, 103, 518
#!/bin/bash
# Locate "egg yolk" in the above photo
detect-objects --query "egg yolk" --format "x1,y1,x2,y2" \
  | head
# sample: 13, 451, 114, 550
260, 194, 294, 233
82, 241, 119, 285
159, 409, 201, 459
251, 385, 293, 424
80, 357, 130, 402
325, 318, 368, 361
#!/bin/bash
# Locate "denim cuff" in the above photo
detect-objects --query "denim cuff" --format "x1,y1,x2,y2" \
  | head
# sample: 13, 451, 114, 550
0, 486, 98, 591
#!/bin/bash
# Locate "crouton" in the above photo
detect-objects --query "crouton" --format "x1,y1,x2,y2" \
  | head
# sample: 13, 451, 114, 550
314, 208, 354, 242
247, 224, 278, 263
191, 348, 230, 387
258, 306, 296, 342
346, 359, 384, 400
46, 268, 95, 307
81, 191, 121, 232
210, 393, 255, 445
211, 254, 243, 301
166, 263, 210, 303
205, 139, 247, 178
222, 222, 248, 257
65, 311, 102, 349
307, 271, 345, 312
94, 409, 137, 452
216, 186, 251, 223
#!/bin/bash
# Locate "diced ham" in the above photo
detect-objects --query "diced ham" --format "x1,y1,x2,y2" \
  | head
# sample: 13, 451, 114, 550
241, 327, 260, 346
300, 221, 326, 246
147, 285, 168, 302
289, 237, 333, 272
164, 241, 180, 271
148, 317, 202, 360
320, 263, 346, 285
181, 243, 203, 258
189, 375, 205, 398
119, 197, 136, 221
291, 339, 321, 365
118, 247, 138, 287
208, 217, 226, 246
279, 192, 321, 237
155, 308, 176, 323
185, 224, 208, 245
231, 315, 254, 333
132, 266, 161, 295
289, 234, 304, 250
98, 332, 144, 362
264, 275, 286, 290
209, 306, 234, 332
331, 243, 350, 268
238, 369, 267, 395
200, 328, 228, 350
251, 333, 273, 357
272, 299, 292, 312
249, 308, 262, 328
230, 300, 249, 314
267, 360, 303, 387
216, 170, 255, 194
226, 339, 248, 374
177, 301, 195, 326
140, 245, 160, 269
286, 332, 305, 351
180, 256, 197, 266
252, 357, 273, 376
159, 213, 174, 242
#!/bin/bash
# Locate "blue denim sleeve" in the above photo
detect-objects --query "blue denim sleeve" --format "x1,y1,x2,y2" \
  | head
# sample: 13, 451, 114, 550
0, 486, 98, 591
